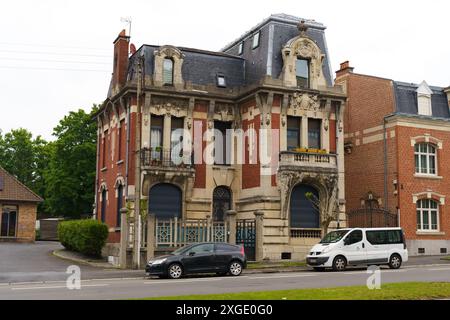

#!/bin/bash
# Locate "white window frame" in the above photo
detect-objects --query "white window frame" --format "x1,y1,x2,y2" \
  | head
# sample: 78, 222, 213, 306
252, 31, 260, 49
414, 143, 437, 175
416, 199, 439, 232
238, 42, 244, 55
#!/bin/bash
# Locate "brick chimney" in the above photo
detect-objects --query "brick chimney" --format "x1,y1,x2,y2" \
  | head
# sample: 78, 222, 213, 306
112, 29, 130, 90
335, 60, 354, 78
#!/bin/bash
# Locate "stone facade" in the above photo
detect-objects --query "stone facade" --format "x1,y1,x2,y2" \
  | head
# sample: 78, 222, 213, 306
94, 14, 347, 264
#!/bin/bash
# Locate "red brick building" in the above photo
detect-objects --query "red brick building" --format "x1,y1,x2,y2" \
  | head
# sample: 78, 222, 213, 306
94, 14, 347, 265
0, 166, 42, 242
336, 62, 450, 256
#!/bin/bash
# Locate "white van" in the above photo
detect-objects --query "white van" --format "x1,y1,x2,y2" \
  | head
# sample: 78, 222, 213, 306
306, 228, 408, 271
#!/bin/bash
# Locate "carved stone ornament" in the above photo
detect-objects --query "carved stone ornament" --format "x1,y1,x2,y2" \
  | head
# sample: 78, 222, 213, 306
292, 93, 319, 111
215, 103, 233, 121
278, 170, 338, 220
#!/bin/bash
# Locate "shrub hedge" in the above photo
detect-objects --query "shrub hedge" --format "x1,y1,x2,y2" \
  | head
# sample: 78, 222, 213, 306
58, 219, 109, 257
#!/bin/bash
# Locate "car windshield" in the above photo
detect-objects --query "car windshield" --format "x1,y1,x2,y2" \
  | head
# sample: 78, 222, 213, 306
319, 230, 350, 244
171, 245, 194, 255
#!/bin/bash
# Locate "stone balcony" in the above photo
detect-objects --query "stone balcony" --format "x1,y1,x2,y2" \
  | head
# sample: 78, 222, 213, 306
279, 151, 338, 174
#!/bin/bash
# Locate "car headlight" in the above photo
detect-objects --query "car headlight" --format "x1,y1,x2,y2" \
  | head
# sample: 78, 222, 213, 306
150, 258, 167, 265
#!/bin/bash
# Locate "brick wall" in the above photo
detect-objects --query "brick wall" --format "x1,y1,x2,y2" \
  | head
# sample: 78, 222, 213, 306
338, 72, 398, 214
17, 203, 37, 241
396, 125, 450, 240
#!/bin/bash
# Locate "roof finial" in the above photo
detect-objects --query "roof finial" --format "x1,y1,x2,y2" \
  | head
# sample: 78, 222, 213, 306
298, 20, 308, 36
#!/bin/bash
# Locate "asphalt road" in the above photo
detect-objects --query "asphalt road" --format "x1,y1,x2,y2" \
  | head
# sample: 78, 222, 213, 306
1, 264, 450, 300
0, 241, 142, 283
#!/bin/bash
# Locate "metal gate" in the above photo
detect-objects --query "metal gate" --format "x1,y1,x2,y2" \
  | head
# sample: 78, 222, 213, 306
236, 219, 256, 261
347, 208, 398, 228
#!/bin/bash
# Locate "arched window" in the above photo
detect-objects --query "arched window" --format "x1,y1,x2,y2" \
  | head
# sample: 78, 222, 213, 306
415, 143, 436, 175
213, 186, 232, 222
163, 58, 174, 85
417, 199, 439, 231
101, 189, 107, 223
116, 184, 124, 227
290, 184, 319, 228
149, 183, 182, 219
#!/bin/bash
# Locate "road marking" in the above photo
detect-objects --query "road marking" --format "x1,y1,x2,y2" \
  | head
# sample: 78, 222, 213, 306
428, 267, 450, 271
144, 278, 222, 285
249, 274, 316, 279
11, 284, 109, 291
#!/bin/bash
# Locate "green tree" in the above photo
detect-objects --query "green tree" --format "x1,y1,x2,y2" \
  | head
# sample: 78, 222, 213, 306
44, 107, 98, 218
0, 128, 49, 195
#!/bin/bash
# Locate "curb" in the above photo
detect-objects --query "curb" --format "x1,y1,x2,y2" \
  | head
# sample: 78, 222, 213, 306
52, 249, 120, 269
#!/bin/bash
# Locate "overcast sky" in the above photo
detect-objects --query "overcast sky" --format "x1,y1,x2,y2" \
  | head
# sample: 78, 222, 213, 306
1, 0, 449, 141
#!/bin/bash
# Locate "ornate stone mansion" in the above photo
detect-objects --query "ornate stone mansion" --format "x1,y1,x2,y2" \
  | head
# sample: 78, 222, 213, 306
93, 14, 347, 267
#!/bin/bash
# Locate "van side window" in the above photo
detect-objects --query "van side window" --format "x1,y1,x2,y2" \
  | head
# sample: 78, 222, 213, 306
346, 230, 362, 245
366, 230, 403, 245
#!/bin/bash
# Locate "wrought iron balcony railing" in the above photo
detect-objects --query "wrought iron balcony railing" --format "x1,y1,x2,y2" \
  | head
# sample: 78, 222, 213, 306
140, 147, 194, 169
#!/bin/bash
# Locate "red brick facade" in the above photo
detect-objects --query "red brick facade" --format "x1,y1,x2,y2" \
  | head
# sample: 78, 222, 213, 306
338, 62, 450, 255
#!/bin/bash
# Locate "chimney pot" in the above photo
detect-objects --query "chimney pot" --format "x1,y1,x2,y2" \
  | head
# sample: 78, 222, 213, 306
336, 60, 354, 77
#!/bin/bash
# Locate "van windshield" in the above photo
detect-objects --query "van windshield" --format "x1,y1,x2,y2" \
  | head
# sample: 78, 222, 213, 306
319, 230, 350, 244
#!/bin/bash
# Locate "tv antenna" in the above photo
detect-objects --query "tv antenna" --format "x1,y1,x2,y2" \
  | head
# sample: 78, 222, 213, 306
120, 17, 132, 38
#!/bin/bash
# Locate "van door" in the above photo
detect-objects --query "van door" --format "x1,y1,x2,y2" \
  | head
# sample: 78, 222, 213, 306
342, 230, 366, 265
365, 230, 390, 264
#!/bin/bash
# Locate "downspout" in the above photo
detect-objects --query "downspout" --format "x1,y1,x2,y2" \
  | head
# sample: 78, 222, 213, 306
122, 96, 130, 199
93, 116, 103, 220
335, 102, 341, 229
383, 116, 389, 211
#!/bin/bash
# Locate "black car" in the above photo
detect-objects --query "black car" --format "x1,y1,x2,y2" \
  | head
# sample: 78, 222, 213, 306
145, 242, 247, 279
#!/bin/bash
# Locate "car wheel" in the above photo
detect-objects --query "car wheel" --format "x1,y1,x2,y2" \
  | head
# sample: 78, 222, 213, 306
332, 256, 347, 272
229, 261, 243, 276
313, 267, 325, 272
167, 263, 183, 279
388, 254, 402, 269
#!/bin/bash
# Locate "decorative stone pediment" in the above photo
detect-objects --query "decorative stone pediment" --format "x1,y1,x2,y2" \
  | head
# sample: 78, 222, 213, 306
150, 97, 188, 117
153, 45, 184, 88
291, 92, 320, 111
280, 34, 326, 89
214, 102, 234, 121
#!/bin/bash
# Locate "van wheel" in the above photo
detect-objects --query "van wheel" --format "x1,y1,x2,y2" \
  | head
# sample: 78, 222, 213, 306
332, 256, 347, 271
388, 254, 402, 269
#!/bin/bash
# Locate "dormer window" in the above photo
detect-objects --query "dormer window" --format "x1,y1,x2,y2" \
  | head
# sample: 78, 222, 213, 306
296, 58, 310, 88
217, 74, 226, 88
238, 42, 244, 55
417, 81, 433, 116
252, 31, 260, 49
163, 58, 174, 85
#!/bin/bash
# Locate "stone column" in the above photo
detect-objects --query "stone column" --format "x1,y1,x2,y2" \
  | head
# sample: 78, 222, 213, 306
163, 114, 171, 152
301, 116, 308, 148
226, 210, 237, 244
119, 208, 129, 269
254, 210, 265, 262
146, 214, 156, 262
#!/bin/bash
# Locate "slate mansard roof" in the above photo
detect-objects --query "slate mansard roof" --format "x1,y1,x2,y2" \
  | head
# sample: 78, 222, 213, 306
393, 81, 450, 119
0, 166, 43, 203
123, 13, 334, 92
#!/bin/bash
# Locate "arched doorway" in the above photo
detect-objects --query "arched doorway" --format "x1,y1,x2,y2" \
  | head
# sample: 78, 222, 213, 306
149, 183, 182, 219
290, 184, 320, 228
212, 186, 232, 222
